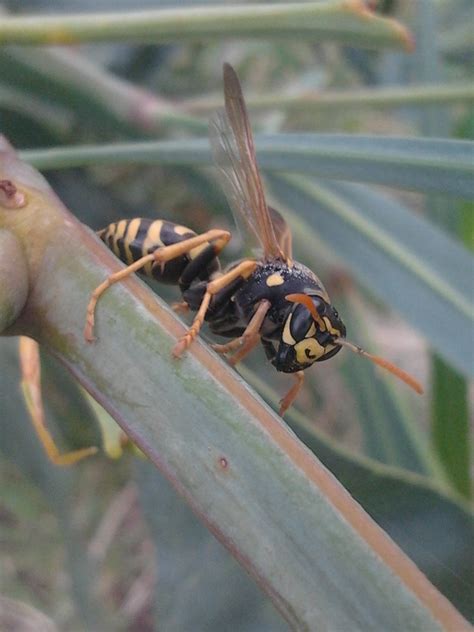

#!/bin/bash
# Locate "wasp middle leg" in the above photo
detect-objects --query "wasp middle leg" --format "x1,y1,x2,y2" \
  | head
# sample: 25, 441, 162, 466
172, 260, 258, 357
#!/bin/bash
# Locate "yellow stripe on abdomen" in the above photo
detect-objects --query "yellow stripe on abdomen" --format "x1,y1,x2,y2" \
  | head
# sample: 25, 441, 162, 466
124, 218, 142, 264
111, 219, 127, 257
142, 220, 164, 276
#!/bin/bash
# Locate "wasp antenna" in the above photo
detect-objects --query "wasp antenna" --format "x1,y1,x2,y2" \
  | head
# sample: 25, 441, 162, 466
335, 338, 423, 395
285, 293, 325, 329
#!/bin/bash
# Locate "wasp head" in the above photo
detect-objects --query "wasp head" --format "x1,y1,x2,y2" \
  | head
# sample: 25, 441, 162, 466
273, 294, 346, 373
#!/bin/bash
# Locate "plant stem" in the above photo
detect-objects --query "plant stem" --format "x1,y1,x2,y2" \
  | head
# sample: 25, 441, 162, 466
184, 83, 474, 115
0, 2, 413, 50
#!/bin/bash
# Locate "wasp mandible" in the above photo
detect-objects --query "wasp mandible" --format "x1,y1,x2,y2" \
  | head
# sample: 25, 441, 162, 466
85, 63, 422, 414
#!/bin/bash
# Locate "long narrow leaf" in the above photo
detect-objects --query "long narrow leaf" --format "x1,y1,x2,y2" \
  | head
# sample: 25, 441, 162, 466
240, 365, 474, 622
185, 83, 474, 114
0, 137, 467, 630
22, 134, 474, 198
415, 1, 472, 501
0, 2, 413, 50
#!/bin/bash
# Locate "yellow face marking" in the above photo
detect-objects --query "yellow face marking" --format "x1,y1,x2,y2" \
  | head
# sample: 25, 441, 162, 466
174, 224, 194, 236
282, 314, 295, 345
323, 316, 340, 337
305, 322, 317, 338
124, 218, 141, 264
294, 338, 325, 365
266, 273, 285, 287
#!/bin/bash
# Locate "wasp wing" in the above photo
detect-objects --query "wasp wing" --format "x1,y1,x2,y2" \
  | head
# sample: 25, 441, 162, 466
208, 63, 291, 261
268, 205, 293, 262
209, 110, 262, 256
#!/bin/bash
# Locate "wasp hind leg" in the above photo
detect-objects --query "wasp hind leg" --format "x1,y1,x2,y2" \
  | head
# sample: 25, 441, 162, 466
19, 337, 97, 466
173, 260, 258, 357
84, 228, 231, 342
171, 301, 190, 314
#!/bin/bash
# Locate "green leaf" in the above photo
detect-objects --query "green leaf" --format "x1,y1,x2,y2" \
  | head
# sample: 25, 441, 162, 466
22, 134, 474, 198
331, 293, 437, 477
267, 174, 474, 377
0, 230, 28, 333
0, 338, 110, 630
259, 135, 474, 198
0, 46, 206, 137
241, 366, 474, 623
431, 355, 471, 498
134, 461, 288, 631
0, 2, 413, 50
1, 139, 465, 630
415, 0, 471, 501
185, 83, 474, 115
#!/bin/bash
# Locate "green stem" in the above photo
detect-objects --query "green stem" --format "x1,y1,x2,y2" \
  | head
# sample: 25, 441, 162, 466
0, 230, 29, 333
0, 2, 412, 50
184, 83, 474, 115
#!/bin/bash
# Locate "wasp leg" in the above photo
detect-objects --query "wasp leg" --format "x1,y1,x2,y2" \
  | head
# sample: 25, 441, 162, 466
84, 229, 230, 342
178, 232, 230, 293
279, 371, 304, 417
19, 337, 98, 466
212, 299, 271, 365
173, 260, 258, 357
228, 335, 261, 366
171, 301, 190, 314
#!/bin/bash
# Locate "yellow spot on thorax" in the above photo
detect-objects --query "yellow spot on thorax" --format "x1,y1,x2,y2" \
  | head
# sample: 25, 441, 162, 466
266, 273, 285, 287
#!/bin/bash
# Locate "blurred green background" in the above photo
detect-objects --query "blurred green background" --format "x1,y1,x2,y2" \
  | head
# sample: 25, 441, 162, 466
0, 0, 472, 630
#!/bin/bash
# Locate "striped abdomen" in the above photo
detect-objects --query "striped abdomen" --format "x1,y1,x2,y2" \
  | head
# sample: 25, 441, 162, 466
98, 218, 219, 285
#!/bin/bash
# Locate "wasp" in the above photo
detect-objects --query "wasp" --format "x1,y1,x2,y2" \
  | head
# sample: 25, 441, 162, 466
84, 63, 422, 414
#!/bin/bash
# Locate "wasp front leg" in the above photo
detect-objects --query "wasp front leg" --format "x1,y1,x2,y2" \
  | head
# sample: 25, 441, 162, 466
278, 372, 305, 417
212, 299, 271, 365
260, 338, 304, 416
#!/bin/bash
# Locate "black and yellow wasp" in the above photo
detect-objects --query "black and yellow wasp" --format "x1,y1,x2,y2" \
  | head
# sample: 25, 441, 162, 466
85, 63, 422, 414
